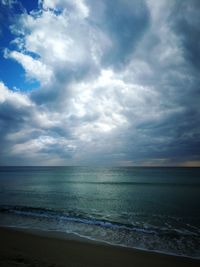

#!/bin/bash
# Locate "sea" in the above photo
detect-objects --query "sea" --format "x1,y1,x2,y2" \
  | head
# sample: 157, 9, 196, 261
0, 166, 200, 258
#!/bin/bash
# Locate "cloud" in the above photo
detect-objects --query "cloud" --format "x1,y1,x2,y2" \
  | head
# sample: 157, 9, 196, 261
0, 81, 32, 107
0, 81, 65, 164
88, 0, 150, 67
42, 0, 90, 18
5, 50, 53, 85
0, 0, 200, 165
169, 0, 200, 70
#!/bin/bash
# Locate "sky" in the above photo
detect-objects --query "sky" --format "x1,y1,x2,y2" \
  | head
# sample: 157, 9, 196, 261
0, 0, 200, 166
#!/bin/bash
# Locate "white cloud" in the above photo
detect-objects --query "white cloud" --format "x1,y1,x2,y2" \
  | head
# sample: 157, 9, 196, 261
9, 3, 111, 89
42, 0, 90, 18
6, 51, 52, 85
0, 81, 32, 107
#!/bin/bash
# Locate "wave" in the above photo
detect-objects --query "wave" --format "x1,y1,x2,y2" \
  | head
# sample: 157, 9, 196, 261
0, 205, 199, 238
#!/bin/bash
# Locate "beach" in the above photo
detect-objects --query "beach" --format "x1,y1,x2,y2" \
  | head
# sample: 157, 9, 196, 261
0, 226, 199, 267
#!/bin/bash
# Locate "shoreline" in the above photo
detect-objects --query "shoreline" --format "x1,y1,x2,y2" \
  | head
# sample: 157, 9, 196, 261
0, 226, 199, 267
2, 224, 200, 261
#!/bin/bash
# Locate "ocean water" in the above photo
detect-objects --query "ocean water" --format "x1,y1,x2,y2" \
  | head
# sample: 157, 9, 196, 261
0, 166, 200, 258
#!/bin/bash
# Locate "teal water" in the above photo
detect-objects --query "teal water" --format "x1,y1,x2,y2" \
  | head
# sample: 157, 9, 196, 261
0, 167, 200, 258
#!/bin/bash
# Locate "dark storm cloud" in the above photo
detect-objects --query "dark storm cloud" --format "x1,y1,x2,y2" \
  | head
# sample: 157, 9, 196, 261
138, 111, 200, 160
161, 1, 200, 162
112, 0, 200, 165
0, 94, 31, 165
0, 97, 31, 137
39, 143, 74, 158
170, 0, 200, 70
120, 94, 200, 165
89, 0, 150, 67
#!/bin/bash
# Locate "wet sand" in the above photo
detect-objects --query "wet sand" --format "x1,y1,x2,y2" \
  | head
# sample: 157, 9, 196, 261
0, 226, 199, 267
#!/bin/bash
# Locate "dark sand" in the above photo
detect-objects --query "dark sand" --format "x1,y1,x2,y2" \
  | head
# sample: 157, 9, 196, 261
0, 226, 199, 267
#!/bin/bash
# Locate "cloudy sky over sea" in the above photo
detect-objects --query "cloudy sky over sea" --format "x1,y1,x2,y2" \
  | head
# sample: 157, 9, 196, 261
0, 0, 199, 166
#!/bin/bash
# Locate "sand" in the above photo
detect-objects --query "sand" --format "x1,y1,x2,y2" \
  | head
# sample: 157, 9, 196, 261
0, 226, 199, 267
